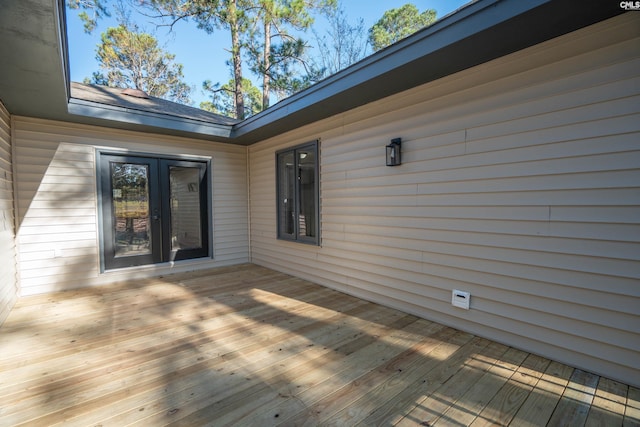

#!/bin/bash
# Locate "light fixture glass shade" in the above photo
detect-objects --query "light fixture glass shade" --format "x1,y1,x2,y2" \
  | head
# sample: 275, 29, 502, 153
386, 138, 401, 166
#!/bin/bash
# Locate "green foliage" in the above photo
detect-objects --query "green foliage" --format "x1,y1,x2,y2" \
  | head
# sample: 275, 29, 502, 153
67, 0, 111, 33
266, 39, 325, 97
90, 24, 192, 104
368, 3, 436, 51
137, 0, 248, 34
139, 0, 250, 118
200, 77, 262, 118
72, 0, 439, 116
245, 0, 336, 108
142, 0, 334, 114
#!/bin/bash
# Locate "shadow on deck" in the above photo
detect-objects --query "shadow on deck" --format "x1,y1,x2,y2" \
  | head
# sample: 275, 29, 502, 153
0, 264, 638, 426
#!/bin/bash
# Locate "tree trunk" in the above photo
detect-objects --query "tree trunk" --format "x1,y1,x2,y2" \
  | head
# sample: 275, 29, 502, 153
229, 0, 245, 119
262, 20, 270, 109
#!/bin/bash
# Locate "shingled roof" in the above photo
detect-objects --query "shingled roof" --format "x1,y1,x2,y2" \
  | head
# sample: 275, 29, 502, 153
70, 82, 239, 127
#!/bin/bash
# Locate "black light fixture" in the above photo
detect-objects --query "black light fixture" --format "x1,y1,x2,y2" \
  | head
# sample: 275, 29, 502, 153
386, 138, 401, 166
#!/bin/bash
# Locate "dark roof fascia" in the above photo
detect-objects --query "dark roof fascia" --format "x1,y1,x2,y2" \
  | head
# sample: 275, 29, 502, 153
67, 97, 234, 140
230, 0, 624, 145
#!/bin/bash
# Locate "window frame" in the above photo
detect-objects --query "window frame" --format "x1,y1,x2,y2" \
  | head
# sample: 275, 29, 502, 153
97, 150, 212, 271
276, 140, 320, 245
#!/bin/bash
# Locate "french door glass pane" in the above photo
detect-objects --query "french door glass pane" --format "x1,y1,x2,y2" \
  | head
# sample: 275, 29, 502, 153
169, 166, 202, 251
111, 163, 151, 257
278, 151, 295, 238
298, 148, 316, 238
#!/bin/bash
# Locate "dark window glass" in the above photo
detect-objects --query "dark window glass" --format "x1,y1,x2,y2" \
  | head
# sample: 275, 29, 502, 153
277, 150, 295, 239
276, 141, 319, 245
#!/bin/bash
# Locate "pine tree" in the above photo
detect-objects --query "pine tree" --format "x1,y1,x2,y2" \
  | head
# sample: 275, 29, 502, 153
369, 3, 436, 51
89, 23, 192, 104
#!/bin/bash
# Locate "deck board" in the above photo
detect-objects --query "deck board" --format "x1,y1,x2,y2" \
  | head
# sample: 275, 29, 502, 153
509, 360, 575, 426
0, 264, 638, 426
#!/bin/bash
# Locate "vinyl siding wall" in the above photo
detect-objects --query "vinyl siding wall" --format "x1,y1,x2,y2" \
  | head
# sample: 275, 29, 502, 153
248, 14, 640, 386
12, 118, 249, 295
0, 101, 18, 325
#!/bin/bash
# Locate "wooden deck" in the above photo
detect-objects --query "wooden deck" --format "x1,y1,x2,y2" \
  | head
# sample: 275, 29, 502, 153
1, 264, 638, 426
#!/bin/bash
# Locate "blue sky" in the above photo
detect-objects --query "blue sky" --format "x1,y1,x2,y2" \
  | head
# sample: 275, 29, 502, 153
66, 1, 470, 106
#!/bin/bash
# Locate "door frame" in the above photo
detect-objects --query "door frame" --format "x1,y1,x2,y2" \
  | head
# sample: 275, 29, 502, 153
97, 150, 212, 272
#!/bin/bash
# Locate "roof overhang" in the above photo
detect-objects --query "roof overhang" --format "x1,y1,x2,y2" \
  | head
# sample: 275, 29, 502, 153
67, 82, 238, 139
232, 0, 625, 144
1, 0, 70, 124
67, 97, 235, 139
0, 0, 625, 145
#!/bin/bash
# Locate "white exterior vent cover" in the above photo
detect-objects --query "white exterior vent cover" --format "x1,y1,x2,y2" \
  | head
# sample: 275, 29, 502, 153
452, 290, 470, 310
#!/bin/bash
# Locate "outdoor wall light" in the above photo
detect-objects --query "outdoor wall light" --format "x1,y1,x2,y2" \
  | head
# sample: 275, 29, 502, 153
386, 138, 402, 166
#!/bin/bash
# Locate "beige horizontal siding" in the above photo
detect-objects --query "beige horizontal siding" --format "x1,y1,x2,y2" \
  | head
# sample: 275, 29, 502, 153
0, 101, 17, 326
12, 118, 249, 295
249, 14, 640, 387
